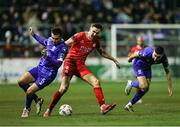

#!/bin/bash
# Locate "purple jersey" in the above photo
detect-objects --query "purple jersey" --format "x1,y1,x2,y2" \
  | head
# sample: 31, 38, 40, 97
133, 47, 168, 69
28, 34, 68, 89
132, 47, 168, 79
32, 34, 68, 71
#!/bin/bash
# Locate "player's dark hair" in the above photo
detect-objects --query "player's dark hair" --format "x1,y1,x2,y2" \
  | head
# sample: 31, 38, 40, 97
51, 27, 62, 36
91, 23, 103, 31
155, 46, 164, 54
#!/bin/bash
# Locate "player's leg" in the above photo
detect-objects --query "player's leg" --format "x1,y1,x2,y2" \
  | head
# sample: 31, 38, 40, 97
125, 80, 143, 103
26, 83, 40, 107
82, 73, 116, 115
124, 76, 150, 112
43, 76, 71, 117
18, 72, 34, 92
83, 73, 105, 104
18, 67, 44, 116
21, 83, 40, 118
136, 78, 151, 104
44, 61, 74, 117
136, 88, 143, 104
17, 68, 39, 102
22, 69, 57, 117
33, 70, 58, 116
131, 76, 149, 104
125, 65, 144, 95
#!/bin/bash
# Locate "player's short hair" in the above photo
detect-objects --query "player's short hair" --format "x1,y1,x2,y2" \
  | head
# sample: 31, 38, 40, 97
91, 23, 103, 31
155, 46, 164, 55
51, 27, 62, 36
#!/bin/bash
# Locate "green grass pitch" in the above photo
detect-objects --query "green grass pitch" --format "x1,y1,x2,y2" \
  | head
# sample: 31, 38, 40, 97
0, 79, 180, 126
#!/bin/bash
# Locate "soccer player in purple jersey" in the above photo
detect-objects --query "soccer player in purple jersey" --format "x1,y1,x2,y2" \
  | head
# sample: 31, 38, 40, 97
124, 46, 173, 112
17, 27, 68, 118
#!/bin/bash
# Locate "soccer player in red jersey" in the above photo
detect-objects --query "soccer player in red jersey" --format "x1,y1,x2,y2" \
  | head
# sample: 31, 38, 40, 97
127, 36, 145, 103
43, 23, 120, 117
128, 36, 145, 57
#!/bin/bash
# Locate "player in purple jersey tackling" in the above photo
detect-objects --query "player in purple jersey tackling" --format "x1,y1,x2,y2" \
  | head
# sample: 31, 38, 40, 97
17, 27, 68, 118
124, 46, 173, 112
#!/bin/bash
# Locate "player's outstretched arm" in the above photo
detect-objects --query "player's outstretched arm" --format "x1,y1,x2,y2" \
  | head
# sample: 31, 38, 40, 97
164, 67, 173, 96
97, 47, 120, 69
29, 27, 47, 46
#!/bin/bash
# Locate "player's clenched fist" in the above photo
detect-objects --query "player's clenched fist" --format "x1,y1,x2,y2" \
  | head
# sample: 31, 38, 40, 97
29, 27, 34, 35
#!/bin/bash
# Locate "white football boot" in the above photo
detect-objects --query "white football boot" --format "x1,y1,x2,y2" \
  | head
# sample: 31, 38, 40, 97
124, 102, 134, 112
36, 98, 44, 115
21, 108, 31, 118
125, 80, 133, 95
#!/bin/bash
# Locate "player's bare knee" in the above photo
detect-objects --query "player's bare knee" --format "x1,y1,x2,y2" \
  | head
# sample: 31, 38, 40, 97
26, 89, 33, 96
93, 79, 101, 87
17, 78, 23, 85
59, 86, 68, 94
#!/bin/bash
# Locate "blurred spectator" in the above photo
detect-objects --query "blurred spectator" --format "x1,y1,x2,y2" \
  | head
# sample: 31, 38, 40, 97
0, 0, 179, 58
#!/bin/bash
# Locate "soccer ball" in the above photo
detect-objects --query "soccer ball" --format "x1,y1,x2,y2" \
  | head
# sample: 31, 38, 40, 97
59, 104, 72, 116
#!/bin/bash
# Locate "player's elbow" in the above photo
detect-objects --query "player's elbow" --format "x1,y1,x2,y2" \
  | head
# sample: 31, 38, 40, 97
128, 57, 132, 62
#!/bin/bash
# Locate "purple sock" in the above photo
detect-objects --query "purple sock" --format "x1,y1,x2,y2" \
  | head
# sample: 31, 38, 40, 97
26, 95, 33, 109
19, 84, 30, 92
19, 84, 38, 102
131, 81, 139, 88
130, 89, 146, 105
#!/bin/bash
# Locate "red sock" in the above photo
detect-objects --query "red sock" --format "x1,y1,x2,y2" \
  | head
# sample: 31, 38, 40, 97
48, 91, 62, 111
93, 87, 105, 106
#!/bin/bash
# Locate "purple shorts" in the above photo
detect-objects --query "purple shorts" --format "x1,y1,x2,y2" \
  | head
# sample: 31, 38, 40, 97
29, 66, 57, 89
133, 66, 152, 79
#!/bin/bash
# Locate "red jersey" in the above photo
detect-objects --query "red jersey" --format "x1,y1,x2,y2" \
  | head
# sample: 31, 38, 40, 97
65, 32, 100, 63
130, 45, 144, 53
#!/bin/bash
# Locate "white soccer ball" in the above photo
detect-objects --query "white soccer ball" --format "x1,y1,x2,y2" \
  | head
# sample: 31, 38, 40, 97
59, 104, 72, 116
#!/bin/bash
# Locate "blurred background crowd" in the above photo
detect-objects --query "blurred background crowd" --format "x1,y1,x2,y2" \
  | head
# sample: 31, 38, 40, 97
0, 0, 180, 58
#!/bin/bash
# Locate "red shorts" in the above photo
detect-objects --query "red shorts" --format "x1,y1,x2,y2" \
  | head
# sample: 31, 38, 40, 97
62, 60, 92, 79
